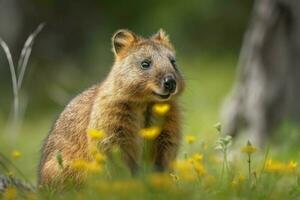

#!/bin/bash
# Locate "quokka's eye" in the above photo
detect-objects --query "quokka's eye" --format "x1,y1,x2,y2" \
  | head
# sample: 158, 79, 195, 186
141, 59, 151, 69
170, 58, 178, 70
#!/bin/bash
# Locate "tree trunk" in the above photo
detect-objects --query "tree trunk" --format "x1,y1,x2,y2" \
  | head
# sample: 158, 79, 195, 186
221, 0, 300, 145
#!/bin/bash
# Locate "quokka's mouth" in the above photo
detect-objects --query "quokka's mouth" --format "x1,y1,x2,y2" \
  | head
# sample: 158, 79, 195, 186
152, 91, 171, 99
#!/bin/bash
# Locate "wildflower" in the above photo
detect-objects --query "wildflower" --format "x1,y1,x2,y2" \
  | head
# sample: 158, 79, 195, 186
139, 127, 161, 140
152, 103, 170, 116
215, 135, 232, 152
241, 140, 257, 154
94, 152, 107, 163
265, 159, 284, 173
173, 159, 205, 181
70, 159, 88, 170
193, 162, 205, 176
288, 160, 298, 170
11, 150, 21, 159
86, 162, 103, 173
265, 159, 298, 173
70, 159, 102, 173
3, 187, 17, 200
87, 128, 106, 140
173, 160, 197, 181
191, 153, 203, 162
241, 140, 256, 180
185, 135, 196, 144
215, 135, 232, 179
87, 143, 107, 163
186, 154, 206, 176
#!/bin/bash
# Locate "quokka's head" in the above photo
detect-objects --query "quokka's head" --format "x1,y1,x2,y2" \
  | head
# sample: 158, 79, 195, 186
110, 29, 185, 102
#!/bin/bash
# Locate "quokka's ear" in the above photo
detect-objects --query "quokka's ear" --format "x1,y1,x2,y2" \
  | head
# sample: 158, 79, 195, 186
112, 29, 138, 57
152, 29, 173, 49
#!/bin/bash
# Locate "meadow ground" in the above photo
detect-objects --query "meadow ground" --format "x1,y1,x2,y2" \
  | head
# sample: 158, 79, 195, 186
1, 55, 300, 199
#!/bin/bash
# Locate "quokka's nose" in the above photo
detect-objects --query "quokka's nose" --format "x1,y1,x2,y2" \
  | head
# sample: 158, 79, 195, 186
163, 75, 176, 93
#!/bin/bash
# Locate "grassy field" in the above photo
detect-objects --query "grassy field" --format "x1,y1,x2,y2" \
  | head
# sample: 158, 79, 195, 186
1, 55, 300, 199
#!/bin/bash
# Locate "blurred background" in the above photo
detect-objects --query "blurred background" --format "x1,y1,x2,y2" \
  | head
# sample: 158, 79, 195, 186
4, 0, 299, 181
0, 0, 252, 117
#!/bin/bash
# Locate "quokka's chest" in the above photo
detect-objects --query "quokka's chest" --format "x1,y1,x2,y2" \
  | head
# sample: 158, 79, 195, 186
118, 103, 159, 133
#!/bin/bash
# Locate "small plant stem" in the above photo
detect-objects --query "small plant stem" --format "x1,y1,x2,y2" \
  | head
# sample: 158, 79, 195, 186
192, 164, 202, 187
220, 154, 225, 182
258, 145, 270, 182
248, 153, 251, 182
224, 150, 230, 177
220, 149, 229, 183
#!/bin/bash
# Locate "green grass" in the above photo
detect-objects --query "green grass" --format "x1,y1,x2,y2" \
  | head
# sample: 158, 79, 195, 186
1, 55, 300, 199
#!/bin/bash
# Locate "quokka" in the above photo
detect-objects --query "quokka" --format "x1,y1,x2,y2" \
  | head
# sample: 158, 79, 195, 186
38, 29, 185, 186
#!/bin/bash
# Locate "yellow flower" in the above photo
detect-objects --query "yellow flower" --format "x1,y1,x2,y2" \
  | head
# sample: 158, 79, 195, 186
193, 162, 205, 176
11, 150, 21, 159
70, 159, 102, 173
173, 159, 205, 181
94, 152, 107, 163
241, 140, 257, 154
241, 146, 257, 154
152, 103, 170, 116
187, 154, 205, 176
288, 161, 298, 170
86, 162, 103, 173
3, 187, 17, 200
87, 128, 106, 140
173, 160, 190, 171
191, 153, 203, 162
70, 159, 88, 170
139, 127, 161, 140
265, 159, 284, 173
185, 135, 196, 144
265, 159, 298, 173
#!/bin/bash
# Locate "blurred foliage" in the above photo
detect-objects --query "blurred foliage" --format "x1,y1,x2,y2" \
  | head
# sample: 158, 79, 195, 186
0, 0, 252, 119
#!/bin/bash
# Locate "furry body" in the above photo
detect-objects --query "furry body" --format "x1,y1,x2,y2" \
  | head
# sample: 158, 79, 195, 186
38, 29, 185, 186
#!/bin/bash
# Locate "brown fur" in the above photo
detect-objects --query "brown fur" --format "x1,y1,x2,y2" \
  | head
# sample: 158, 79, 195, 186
38, 29, 185, 187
